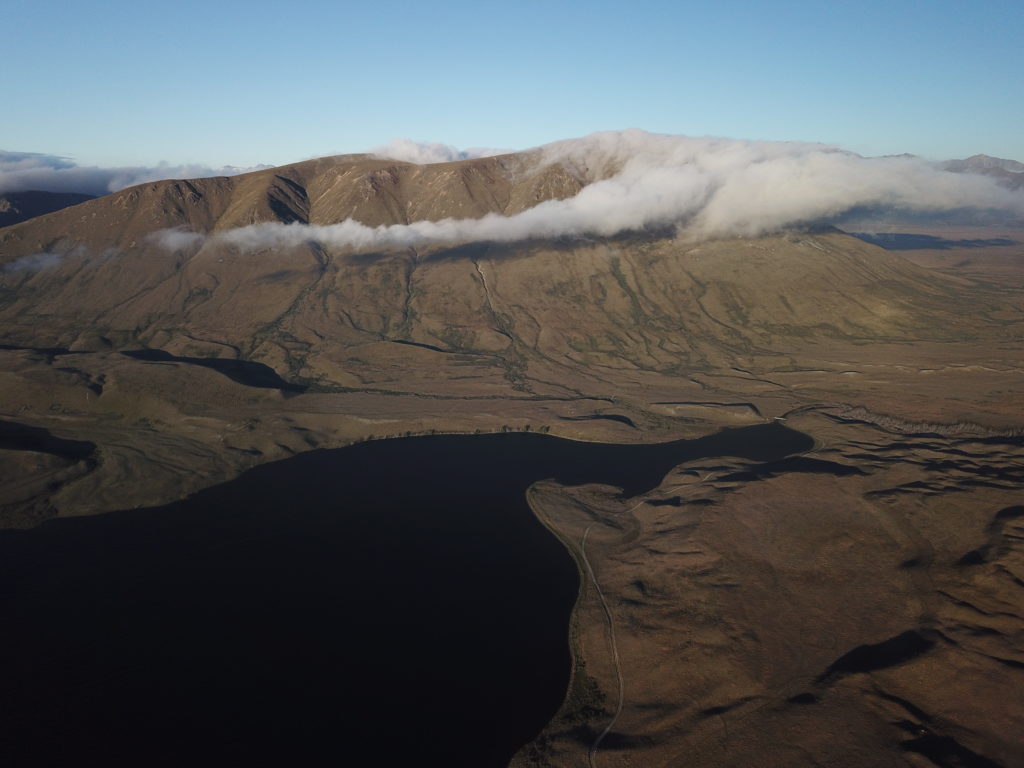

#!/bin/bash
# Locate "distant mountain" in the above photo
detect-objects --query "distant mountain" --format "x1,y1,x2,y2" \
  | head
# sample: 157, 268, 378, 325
0, 190, 95, 227
943, 154, 1024, 174
941, 154, 1024, 189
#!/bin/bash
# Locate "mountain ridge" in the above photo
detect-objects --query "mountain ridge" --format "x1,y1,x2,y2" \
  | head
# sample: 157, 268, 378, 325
4, 134, 1021, 232
0, 151, 585, 255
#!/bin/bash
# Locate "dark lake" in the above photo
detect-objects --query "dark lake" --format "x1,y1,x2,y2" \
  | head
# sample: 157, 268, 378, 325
0, 423, 810, 767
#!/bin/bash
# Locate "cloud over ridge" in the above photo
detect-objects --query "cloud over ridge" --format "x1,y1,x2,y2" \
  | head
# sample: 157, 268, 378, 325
192, 131, 1023, 255
368, 139, 510, 165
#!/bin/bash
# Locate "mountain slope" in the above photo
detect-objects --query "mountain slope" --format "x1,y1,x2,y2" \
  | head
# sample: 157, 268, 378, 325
0, 225, 994, 391
0, 150, 1015, 410
0, 152, 583, 256
0, 147, 1018, 431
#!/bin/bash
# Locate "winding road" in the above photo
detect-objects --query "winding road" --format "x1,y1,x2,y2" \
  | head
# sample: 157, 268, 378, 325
581, 523, 624, 768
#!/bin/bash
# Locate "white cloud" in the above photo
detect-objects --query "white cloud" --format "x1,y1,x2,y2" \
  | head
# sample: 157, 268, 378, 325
1, 251, 65, 273
0, 150, 269, 196
147, 227, 206, 251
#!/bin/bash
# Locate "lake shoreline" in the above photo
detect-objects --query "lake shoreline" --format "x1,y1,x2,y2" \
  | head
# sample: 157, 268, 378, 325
2, 423, 813, 767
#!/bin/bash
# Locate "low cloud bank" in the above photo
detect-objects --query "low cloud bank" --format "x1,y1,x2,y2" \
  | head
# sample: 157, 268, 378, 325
148, 228, 207, 252
0, 150, 268, 196
0, 251, 65, 274
0, 244, 100, 275
159, 130, 1024, 253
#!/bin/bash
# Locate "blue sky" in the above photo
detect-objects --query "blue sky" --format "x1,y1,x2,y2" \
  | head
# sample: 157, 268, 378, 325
5, 0, 1023, 168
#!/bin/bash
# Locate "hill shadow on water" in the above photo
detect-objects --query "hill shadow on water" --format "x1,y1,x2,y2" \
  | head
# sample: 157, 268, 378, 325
0, 423, 809, 767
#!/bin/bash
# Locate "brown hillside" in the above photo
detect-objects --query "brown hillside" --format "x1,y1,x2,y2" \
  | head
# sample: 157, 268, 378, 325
0, 151, 582, 255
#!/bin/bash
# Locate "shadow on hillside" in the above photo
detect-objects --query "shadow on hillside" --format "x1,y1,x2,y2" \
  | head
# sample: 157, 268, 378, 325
121, 349, 307, 392
852, 233, 1020, 251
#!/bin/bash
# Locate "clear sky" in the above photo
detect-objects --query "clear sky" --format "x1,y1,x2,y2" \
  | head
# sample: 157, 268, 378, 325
5, 0, 1023, 168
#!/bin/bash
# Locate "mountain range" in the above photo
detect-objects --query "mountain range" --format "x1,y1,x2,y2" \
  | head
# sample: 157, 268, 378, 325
1, 141, 1023, 768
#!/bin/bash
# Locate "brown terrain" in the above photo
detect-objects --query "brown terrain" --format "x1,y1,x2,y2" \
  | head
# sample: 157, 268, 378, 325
1, 152, 1022, 767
